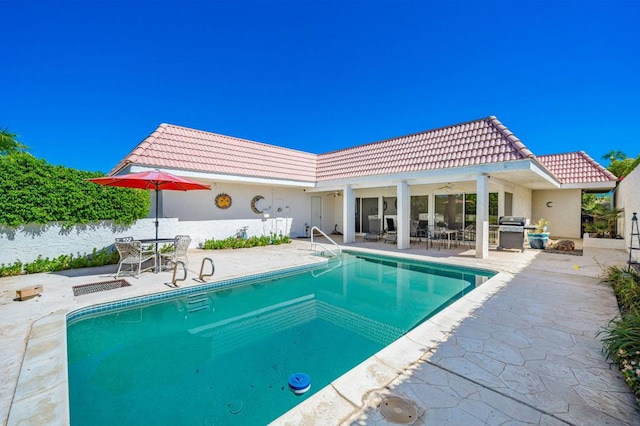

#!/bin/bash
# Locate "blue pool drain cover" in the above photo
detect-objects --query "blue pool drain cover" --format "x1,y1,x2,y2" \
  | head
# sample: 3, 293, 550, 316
288, 373, 311, 395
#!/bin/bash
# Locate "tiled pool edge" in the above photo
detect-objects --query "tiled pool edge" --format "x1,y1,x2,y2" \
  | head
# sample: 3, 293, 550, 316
271, 270, 513, 425
66, 261, 327, 323
7, 250, 505, 426
7, 260, 328, 426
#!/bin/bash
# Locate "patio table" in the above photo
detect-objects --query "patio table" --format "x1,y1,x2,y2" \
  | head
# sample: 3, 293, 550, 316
139, 238, 177, 273
441, 229, 458, 249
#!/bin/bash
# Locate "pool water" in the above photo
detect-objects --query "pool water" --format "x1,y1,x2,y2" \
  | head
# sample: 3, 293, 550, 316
67, 252, 494, 425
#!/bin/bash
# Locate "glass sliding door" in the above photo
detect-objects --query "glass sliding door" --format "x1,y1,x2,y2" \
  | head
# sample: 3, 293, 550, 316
356, 197, 379, 233
435, 194, 464, 230
410, 196, 429, 221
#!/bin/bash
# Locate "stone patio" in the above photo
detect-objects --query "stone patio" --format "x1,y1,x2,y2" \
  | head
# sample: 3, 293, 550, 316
1, 238, 638, 425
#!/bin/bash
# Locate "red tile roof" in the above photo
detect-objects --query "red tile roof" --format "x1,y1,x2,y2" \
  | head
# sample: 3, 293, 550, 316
111, 124, 318, 182
536, 151, 618, 184
316, 116, 533, 181
111, 117, 616, 186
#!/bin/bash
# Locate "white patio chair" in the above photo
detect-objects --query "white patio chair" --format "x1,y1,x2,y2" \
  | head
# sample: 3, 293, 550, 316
160, 235, 191, 271
115, 240, 155, 278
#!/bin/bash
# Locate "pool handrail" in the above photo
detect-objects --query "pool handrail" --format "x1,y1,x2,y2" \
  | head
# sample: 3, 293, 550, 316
311, 255, 342, 278
310, 226, 342, 257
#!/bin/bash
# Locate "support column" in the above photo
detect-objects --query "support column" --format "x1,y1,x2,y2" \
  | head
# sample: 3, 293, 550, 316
397, 181, 410, 249
342, 185, 356, 243
476, 175, 489, 258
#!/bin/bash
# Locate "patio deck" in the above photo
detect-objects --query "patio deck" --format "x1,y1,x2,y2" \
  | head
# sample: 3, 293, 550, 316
1, 238, 638, 425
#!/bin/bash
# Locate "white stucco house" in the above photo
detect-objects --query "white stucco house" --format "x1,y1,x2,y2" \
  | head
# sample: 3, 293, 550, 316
107, 116, 617, 259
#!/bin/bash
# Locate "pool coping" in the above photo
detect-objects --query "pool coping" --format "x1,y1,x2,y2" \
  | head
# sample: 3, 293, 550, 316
7, 257, 329, 425
7, 248, 506, 425
272, 247, 512, 424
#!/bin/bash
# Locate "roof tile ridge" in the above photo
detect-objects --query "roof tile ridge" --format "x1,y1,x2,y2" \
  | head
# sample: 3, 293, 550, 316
164, 123, 318, 158
536, 151, 579, 159
576, 150, 618, 181
486, 116, 534, 159
108, 123, 169, 175
318, 116, 494, 157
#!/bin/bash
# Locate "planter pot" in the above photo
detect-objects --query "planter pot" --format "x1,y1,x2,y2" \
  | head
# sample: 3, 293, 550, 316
528, 233, 550, 249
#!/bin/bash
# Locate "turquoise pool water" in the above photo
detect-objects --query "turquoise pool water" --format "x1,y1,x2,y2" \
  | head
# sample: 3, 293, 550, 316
67, 252, 495, 425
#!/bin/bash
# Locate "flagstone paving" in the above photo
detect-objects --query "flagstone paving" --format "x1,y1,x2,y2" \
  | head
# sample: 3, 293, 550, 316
2, 239, 639, 425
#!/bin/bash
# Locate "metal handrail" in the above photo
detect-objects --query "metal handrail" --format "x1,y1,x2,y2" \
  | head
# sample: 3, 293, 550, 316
310, 226, 342, 257
311, 256, 342, 277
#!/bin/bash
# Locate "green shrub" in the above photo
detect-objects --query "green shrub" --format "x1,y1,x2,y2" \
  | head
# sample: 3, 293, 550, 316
599, 314, 640, 396
0, 248, 120, 277
599, 264, 640, 398
603, 265, 640, 315
201, 234, 291, 250
0, 153, 150, 227
0, 261, 23, 277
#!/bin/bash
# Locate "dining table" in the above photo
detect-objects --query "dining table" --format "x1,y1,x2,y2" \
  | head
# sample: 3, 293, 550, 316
139, 238, 177, 273
440, 229, 458, 249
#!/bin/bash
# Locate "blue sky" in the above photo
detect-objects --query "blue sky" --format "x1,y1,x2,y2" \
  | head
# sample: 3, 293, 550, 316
2, 1, 639, 173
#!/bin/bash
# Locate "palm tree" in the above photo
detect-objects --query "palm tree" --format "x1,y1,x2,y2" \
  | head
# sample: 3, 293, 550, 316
602, 150, 628, 163
0, 127, 28, 154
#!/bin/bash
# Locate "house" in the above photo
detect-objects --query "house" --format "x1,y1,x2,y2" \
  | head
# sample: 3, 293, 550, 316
110, 116, 617, 258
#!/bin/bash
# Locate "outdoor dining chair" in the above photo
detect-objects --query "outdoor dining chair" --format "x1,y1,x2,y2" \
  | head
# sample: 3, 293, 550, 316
425, 226, 446, 250
160, 235, 191, 271
383, 217, 397, 244
115, 240, 155, 278
458, 224, 476, 248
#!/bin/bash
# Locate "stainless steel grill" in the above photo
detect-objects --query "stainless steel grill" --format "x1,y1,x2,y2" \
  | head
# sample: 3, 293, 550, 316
497, 216, 528, 252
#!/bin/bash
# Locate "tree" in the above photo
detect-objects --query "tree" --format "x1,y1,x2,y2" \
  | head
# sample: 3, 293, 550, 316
0, 127, 28, 154
603, 150, 628, 162
602, 150, 640, 179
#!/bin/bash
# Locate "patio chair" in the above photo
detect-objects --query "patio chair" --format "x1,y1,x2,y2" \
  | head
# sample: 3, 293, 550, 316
425, 227, 446, 250
415, 220, 429, 241
383, 217, 397, 244
160, 235, 191, 271
410, 220, 420, 244
115, 241, 155, 278
458, 224, 476, 248
364, 218, 382, 241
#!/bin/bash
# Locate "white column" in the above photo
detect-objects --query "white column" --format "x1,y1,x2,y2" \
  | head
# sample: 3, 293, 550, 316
476, 175, 489, 258
427, 193, 435, 231
342, 185, 355, 243
397, 181, 410, 249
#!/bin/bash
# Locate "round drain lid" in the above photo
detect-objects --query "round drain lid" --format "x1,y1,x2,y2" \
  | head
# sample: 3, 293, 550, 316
379, 396, 417, 424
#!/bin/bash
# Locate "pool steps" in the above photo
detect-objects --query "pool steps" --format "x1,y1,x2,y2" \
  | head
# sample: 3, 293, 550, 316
187, 292, 210, 313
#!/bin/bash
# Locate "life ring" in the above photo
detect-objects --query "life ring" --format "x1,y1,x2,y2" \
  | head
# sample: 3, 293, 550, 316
251, 195, 265, 214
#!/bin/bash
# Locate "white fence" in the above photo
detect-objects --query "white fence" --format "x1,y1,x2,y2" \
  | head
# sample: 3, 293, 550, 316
0, 217, 293, 266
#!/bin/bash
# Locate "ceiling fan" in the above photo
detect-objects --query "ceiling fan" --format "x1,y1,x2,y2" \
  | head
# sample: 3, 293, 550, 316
437, 183, 463, 192
325, 191, 342, 197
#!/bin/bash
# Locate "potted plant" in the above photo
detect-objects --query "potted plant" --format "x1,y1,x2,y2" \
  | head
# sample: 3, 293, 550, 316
528, 218, 550, 249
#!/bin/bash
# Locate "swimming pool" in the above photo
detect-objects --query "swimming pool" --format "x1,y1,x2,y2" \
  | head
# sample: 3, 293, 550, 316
67, 251, 495, 425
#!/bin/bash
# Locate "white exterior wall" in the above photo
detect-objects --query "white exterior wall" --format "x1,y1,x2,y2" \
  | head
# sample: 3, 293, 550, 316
511, 186, 532, 220
617, 165, 640, 252
0, 183, 315, 266
163, 185, 311, 237
0, 215, 307, 266
532, 189, 582, 238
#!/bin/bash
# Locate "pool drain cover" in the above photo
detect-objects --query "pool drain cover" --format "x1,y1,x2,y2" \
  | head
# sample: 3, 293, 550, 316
379, 396, 417, 424
72, 279, 130, 296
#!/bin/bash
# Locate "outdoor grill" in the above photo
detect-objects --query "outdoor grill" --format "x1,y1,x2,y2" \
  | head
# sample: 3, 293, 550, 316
497, 216, 529, 252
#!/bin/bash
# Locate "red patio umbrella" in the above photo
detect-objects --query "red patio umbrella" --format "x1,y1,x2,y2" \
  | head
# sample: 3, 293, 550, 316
88, 170, 211, 239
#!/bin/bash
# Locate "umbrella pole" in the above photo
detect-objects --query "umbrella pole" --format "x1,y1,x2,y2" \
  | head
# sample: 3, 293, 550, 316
155, 187, 159, 240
